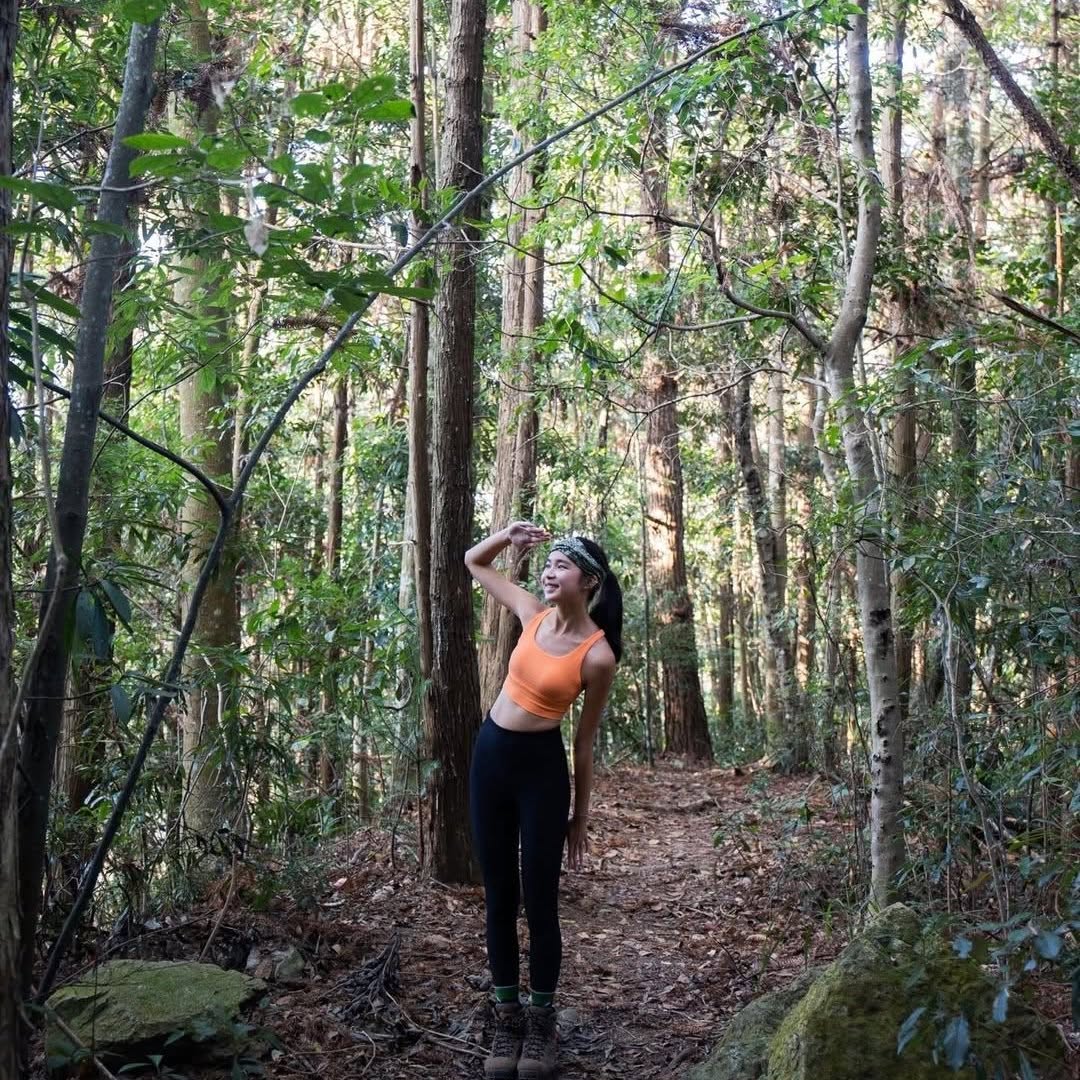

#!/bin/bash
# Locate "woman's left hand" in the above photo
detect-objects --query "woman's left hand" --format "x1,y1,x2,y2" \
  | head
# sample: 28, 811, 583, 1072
566, 814, 588, 870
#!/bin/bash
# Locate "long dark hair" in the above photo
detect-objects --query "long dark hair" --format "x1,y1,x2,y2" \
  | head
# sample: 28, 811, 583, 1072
579, 537, 623, 663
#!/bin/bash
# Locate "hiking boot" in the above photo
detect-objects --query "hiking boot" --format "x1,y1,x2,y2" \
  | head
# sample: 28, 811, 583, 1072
485, 1001, 524, 1079
517, 1004, 558, 1078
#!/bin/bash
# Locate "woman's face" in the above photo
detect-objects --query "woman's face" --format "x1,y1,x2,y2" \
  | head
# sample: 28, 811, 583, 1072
541, 550, 593, 603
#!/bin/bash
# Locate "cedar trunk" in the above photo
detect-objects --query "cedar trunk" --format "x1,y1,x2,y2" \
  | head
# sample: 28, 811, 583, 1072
427, 0, 486, 882
641, 101, 712, 761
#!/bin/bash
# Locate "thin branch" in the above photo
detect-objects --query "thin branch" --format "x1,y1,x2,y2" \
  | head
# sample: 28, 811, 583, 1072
40, 377, 230, 515
943, 0, 1080, 201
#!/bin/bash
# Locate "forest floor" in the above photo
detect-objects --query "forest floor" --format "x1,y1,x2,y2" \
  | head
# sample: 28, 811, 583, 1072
256, 760, 849, 1079
40, 761, 1080, 1079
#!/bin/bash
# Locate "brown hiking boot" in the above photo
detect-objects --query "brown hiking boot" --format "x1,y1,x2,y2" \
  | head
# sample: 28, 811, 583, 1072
484, 1001, 524, 1079
517, 1004, 558, 1078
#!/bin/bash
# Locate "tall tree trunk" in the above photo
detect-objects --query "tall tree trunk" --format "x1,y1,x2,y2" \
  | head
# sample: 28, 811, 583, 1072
641, 99, 712, 762
319, 374, 348, 794
58, 234, 136, 821
732, 372, 804, 768
715, 419, 735, 734
794, 381, 817, 689
402, 0, 434, 794
173, 2, 240, 845
828, 4, 903, 905
478, 0, 545, 707
427, 0, 486, 883
0, 1, 21, 1068
884, 2, 916, 727
16, 16, 160, 1000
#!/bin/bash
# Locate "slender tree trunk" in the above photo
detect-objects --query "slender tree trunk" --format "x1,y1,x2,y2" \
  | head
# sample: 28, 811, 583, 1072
641, 99, 712, 762
715, 420, 735, 733
427, 0, 486, 882
828, 4, 903, 905
0, 2, 21, 1068
884, 3, 916, 728
173, 2, 240, 845
319, 374, 348, 794
733, 372, 804, 768
403, 0, 434, 793
944, 0, 1080, 200
16, 16, 160, 1000
479, 0, 546, 707
794, 382, 817, 689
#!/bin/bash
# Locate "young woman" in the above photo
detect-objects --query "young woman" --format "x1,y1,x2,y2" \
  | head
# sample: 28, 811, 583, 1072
465, 521, 622, 1080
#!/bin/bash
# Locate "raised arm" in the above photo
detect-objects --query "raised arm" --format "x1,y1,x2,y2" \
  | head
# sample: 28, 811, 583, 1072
464, 521, 550, 625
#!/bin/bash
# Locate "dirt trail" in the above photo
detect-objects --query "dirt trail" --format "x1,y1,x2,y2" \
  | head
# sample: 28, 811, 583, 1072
263, 763, 848, 1079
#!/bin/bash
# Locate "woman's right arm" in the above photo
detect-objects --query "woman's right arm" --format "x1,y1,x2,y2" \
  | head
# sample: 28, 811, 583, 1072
465, 522, 549, 624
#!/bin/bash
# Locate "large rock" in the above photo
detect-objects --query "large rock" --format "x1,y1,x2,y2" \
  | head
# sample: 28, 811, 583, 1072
685, 968, 819, 1080
46, 959, 266, 1070
687, 905, 1068, 1080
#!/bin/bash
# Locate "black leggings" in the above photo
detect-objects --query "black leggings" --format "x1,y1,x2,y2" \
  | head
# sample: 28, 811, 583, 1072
469, 713, 571, 993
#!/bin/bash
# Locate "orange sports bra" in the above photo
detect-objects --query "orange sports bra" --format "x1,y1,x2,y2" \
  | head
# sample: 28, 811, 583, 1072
502, 609, 606, 720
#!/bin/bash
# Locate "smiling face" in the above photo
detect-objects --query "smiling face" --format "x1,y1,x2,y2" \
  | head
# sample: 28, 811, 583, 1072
541, 550, 597, 604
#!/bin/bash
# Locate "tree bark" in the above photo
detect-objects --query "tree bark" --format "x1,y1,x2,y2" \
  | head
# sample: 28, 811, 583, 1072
944, 0, 1080, 200
828, 3, 903, 905
427, 0, 486, 882
0, 1, 20, 1068
733, 372, 804, 768
173, 2, 240, 845
641, 99, 712, 762
479, 0, 545, 708
16, 15, 159, 999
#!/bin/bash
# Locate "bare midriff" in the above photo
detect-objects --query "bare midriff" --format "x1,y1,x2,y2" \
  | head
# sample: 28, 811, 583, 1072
489, 688, 564, 733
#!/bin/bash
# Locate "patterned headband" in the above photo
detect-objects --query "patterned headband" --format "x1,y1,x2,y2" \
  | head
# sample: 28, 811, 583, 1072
550, 536, 606, 585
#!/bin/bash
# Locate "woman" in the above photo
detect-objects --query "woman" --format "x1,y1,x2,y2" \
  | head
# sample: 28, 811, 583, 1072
466, 521, 622, 1080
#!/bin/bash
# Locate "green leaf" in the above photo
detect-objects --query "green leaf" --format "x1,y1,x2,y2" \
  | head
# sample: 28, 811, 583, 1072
0, 175, 76, 211
991, 985, 1008, 1023
129, 153, 190, 178
197, 365, 218, 395
291, 91, 329, 118
1033, 929, 1061, 960
896, 1005, 925, 1056
110, 685, 133, 727
358, 99, 413, 122
100, 580, 133, 630
941, 1014, 969, 1070
123, 132, 191, 151
121, 0, 166, 20
206, 145, 249, 172
952, 936, 973, 959
1018, 1051, 1037, 1080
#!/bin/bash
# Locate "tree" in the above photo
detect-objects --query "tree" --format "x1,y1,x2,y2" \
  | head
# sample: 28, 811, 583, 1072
427, 0, 487, 882
15, 8, 160, 1003
641, 84, 713, 762
0, 1, 19, 1067
172, 1, 241, 847
478, 0, 546, 707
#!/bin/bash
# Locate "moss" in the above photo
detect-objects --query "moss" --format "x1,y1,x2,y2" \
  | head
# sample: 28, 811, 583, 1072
685, 969, 820, 1080
765, 904, 1067, 1080
46, 959, 266, 1069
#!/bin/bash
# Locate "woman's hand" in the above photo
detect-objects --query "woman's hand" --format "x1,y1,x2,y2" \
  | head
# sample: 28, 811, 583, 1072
566, 814, 588, 870
506, 521, 552, 550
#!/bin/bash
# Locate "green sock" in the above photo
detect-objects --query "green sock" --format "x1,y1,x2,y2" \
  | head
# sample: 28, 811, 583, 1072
530, 990, 555, 1008
493, 985, 519, 1004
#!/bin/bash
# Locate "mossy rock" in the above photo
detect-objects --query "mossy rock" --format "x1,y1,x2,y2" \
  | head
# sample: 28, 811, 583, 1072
766, 904, 1067, 1080
684, 968, 820, 1080
46, 959, 267, 1071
